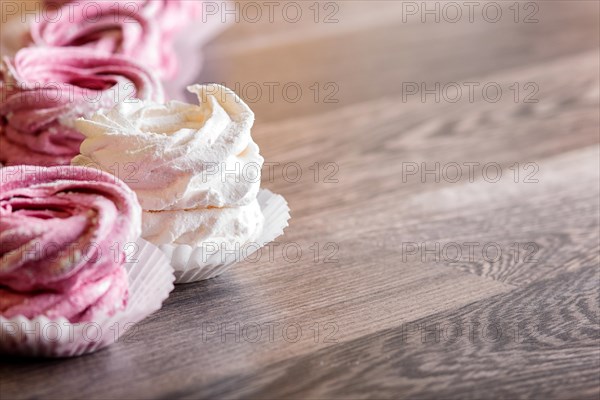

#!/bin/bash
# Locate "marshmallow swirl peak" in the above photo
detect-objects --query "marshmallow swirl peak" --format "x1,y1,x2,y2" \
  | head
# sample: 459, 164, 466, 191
0, 166, 142, 322
0, 47, 164, 166
73, 84, 263, 212
41, 0, 203, 31
34, 0, 204, 79
73, 84, 265, 248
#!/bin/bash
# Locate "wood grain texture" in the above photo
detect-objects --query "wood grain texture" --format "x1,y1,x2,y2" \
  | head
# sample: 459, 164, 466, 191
1, 1, 599, 399
194, 266, 599, 400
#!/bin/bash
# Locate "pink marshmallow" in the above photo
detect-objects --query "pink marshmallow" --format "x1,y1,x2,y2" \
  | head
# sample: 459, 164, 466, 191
34, 1, 206, 79
0, 166, 142, 322
0, 47, 163, 166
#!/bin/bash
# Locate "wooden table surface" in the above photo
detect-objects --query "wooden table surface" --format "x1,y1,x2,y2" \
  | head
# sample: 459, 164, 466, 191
1, 1, 599, 399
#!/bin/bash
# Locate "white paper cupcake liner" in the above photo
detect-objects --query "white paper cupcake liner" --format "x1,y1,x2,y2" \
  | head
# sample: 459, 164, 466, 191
159, 189, 290, 284
0, 239, 174, 358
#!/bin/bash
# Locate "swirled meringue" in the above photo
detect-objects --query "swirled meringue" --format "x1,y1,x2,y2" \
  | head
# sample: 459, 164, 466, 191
73, 84, 262, 210
73, 84, 264, 248
0, 166, 142, 322
0, 47, 163, 166
34, 0, 204, 79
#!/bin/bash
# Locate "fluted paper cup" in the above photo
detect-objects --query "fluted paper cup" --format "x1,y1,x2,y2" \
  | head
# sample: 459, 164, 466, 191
159, 189, 290, 284
0, 239, 174, 358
